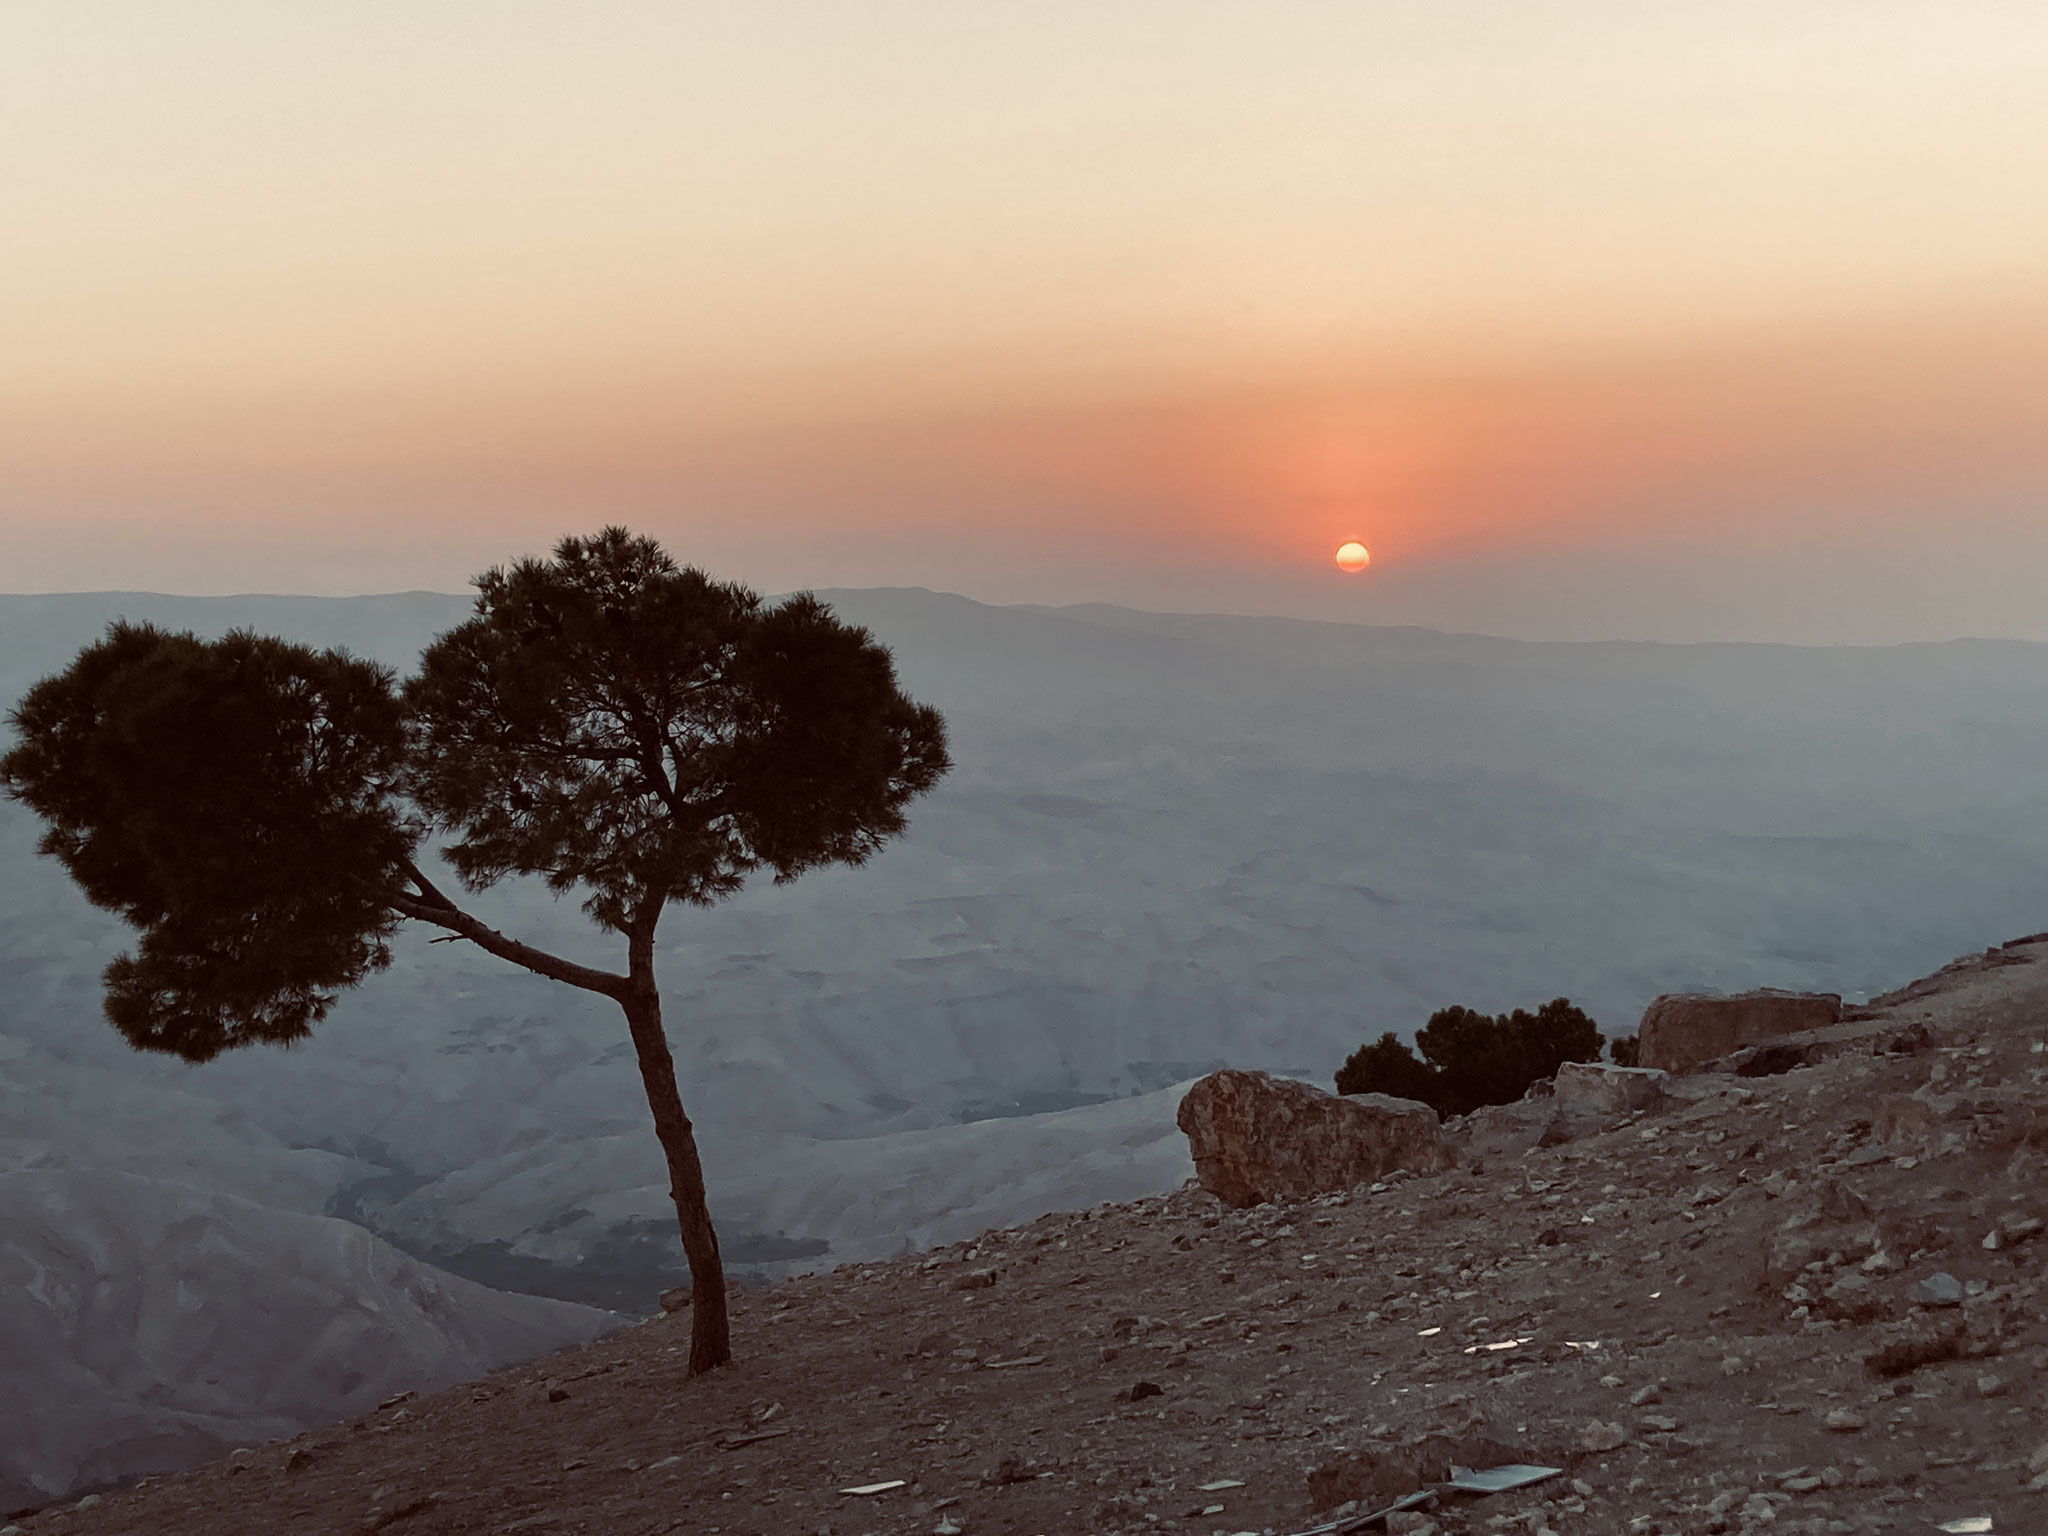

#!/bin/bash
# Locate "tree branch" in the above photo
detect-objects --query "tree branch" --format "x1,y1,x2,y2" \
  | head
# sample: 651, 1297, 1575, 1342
387, 859, 629, 999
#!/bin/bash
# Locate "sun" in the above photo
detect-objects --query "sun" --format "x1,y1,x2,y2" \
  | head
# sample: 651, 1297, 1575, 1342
1334, 541, 1371, 573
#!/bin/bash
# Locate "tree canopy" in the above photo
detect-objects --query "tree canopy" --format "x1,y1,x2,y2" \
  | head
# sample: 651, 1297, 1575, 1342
1334, 997, 1604, 1118
1, 622, 415, 1060
399, 536, 946, 928
0, 528, 951, 1375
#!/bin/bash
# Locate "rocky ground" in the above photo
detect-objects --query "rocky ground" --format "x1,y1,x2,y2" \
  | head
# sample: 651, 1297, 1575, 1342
14, 937, 2048, 1536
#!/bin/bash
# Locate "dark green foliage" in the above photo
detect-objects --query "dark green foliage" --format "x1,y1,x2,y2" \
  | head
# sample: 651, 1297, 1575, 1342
401, 528, 951, 928
2, 528, 951, 1058
1608, 1033, 1641, 1067
1335, 997, 1604, 1118
0, 623, 414, 1060
1332, 1031, 1438, 1102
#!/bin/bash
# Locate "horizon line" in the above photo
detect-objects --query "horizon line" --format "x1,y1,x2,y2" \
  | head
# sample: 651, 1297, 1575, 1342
2, 586, 2044, 653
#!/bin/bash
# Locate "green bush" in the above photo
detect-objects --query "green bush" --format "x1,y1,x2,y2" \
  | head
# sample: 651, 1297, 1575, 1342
1335, 997, 1603, 1119
1608, 1033, 1641, 1068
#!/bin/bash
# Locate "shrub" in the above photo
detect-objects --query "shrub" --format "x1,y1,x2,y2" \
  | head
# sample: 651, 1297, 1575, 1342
1335, 997, 1604, 1119
1608, 1033, 1641, 1067
1331, 1031, 1438, 1104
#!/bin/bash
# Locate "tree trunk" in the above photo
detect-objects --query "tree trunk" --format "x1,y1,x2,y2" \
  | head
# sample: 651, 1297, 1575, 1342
619, 983, 730, 1374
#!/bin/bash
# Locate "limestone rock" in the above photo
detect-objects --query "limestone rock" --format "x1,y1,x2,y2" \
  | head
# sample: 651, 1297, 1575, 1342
1457, 1097, 1558, 1159
1177, 1071, 1456, 1208
1873, 1095, 1939, 1147
1636, 990, 1842, 1074
1552, 1061, 1670, 1116
1575, 1419, 1629, 1453
1914, 1271, 1963, 1307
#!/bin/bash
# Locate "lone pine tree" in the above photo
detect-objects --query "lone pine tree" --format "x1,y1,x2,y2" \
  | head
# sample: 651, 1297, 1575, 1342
0, 529, 950, 1375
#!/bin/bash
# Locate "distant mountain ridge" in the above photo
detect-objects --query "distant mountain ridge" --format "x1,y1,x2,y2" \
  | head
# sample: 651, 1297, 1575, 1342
3, 584, 2046, 1326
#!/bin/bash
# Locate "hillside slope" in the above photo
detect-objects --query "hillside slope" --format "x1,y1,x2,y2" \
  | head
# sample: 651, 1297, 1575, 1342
0, 1171, 616, 1513
34, 936, 2048, 1536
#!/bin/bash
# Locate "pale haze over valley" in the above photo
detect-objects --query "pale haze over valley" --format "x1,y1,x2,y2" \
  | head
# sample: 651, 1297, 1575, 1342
6, 584, 2048, 1502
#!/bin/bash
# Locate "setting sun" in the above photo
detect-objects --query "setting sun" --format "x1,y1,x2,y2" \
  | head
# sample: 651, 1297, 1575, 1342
1334, 541, 1371, 573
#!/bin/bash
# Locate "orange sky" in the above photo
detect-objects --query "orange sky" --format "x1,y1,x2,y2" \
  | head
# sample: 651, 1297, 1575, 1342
4, 3, 2046, 639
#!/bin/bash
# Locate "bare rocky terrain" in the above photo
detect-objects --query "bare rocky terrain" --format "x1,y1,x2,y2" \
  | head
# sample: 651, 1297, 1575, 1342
15, 935, 2048, 1536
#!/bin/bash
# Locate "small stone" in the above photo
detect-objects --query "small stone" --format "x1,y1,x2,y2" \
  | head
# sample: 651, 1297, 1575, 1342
1983, 1230, 2002, 1251
546, 1381, 569, 1403
1915, 1272, 1963, 1307
1780, 1475, 1824, 1493
1599, 1374, 1625, 1389
658, 1285, 692, 1313
983, 1457, 1036, 1486
1721, 1354, 1750, 1376
1576, 1419, 1629, 1453
1739, 1492, 1778, 1523
1975, 1373, 2006, 1399
1638, 1414, 1681, 1433
75, 1495, 102, 1510
953, 1269, 998, 1291
2027, 1443, 2048, 1475
1823, 1408, 1867, 1433
1125, 1380, 1165, 1402
1628, 1383, 1662, 1406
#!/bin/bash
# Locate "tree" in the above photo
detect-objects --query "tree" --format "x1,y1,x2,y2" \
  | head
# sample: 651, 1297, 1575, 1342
1608, 1033, 1641, 1068
1332, 1031, 1437, 1103
1334, 997, 1603, 1118
0, 529, 950, 1376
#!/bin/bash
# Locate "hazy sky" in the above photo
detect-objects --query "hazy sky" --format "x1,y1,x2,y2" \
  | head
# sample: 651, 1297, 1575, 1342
4, 2, 2046, 640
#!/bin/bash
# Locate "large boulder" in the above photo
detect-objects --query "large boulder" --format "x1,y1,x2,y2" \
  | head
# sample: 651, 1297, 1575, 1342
1176, 1070, 1456, 1207
1637, 989, 1841, 1074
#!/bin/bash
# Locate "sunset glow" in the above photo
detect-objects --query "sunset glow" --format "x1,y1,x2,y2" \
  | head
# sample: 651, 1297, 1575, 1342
1334, 543, 1371, 574
2, 3, 2045, 640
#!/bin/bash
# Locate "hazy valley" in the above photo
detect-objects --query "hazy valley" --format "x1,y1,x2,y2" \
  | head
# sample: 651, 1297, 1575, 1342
5, 588, 2048, 1503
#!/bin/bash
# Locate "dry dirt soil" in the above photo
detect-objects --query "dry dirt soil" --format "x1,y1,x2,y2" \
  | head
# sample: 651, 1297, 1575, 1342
15, 938, 2048, 1536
